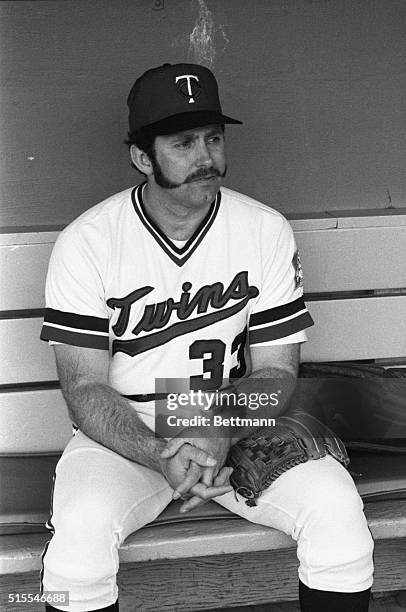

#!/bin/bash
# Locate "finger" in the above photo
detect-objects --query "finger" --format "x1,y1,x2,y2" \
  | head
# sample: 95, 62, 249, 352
200, 465, 215, 488
160, 438, 186, 459
162, 441, 217, 468
172, 462, 202, 500
180, 482, 233, 513
179, 445, 217, 468
214, 466, 233, 487
180, 495, 207, 513
188, 481, 233, 500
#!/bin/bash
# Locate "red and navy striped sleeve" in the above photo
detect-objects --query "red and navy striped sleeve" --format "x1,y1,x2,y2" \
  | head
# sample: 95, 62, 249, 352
248, 215, 314, 346
40, 226, 110, 350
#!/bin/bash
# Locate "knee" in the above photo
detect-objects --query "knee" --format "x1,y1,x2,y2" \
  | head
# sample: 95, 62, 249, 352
51, 491, 116, 553
44, 497, 119, 585
302, 478, 374, 556
45, 493, 120, 576
308, 478, 363, 518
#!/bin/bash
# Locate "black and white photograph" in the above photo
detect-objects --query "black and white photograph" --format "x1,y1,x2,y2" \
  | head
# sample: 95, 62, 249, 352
0, 2, 405, 611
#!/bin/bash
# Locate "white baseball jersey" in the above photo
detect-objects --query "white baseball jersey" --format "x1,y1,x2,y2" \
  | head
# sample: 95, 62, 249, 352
41, 184, 313, 417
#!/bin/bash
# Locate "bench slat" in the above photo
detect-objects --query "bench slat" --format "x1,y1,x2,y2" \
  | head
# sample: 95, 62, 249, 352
0, 319, 57, 385
303, 296, 406, 361
0, 243, 54, 311
295, 225, 406, 293
0, 389, 71, 454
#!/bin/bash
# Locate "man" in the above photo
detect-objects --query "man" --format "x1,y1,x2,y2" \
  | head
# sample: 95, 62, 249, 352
40, 63, 374, 611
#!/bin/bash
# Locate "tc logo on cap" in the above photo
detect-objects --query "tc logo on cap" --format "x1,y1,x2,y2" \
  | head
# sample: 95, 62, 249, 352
175, 74, 201, 104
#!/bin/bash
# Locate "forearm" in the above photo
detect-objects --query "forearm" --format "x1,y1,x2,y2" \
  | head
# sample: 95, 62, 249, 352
211, 365, 298, 443
63, 381, 166, 471
235, 364, 298, 415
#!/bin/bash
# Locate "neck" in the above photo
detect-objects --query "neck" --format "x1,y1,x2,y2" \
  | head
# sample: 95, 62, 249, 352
142, 182, 215, 241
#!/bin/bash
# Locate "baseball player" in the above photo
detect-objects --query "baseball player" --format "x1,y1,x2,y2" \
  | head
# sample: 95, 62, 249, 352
40, 63, 374, 611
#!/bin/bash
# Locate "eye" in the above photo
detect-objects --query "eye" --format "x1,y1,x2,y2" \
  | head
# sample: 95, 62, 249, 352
175, 139, 193, 149
208, 134, 223, 145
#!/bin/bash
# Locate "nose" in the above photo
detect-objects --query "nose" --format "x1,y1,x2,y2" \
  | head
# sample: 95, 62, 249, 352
195, 139, 212, 167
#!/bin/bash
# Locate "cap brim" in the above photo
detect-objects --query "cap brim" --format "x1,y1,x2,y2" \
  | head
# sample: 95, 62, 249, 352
142, 110, 242, 136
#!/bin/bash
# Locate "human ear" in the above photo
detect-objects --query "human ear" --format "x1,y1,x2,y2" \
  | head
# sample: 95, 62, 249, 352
130, 144, 154, 176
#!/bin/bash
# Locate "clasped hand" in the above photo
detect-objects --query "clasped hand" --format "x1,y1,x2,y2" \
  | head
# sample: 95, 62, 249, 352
159, 427, 233, 513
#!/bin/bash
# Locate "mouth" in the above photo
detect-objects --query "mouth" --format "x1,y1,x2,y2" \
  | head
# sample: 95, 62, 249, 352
190, 175, 218, 183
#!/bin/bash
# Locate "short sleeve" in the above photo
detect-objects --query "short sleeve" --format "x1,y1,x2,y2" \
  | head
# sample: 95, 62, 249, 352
40, 229, 110, 350
248, 216, 314, 347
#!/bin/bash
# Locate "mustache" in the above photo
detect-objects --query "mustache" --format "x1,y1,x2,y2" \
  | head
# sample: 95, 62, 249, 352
152, 160, 227, 190
184, 166, 226, 183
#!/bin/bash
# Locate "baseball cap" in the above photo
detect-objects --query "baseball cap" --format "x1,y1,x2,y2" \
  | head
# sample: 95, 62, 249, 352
127, 63, 242, 136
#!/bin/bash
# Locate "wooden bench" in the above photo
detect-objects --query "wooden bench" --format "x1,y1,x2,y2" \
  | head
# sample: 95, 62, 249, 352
1, 209, 406, 611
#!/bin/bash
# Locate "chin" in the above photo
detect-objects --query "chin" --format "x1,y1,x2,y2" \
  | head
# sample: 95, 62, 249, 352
169, 178, 221, 209
190, 178, 221, 201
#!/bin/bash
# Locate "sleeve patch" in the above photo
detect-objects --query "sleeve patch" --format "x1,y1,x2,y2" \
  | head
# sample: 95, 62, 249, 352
292, 250, 303, 289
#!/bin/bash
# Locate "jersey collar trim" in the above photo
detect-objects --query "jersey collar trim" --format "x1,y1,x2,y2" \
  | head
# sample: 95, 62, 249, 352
131, 182, 221, 267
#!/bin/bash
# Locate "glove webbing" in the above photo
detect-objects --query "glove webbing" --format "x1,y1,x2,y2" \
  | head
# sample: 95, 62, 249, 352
230, 434, 310, 506
228, 412, 349, 507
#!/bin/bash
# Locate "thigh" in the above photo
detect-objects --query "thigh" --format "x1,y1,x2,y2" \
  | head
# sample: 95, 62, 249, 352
51, 430, 173, 542
214, 456, 363, 538
214, 457, 374, 592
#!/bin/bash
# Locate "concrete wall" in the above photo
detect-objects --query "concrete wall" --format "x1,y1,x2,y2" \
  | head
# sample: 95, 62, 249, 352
1, 0, 405, 227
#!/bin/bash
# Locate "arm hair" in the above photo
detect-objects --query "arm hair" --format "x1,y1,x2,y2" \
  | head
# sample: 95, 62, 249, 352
54, 344, 166, 472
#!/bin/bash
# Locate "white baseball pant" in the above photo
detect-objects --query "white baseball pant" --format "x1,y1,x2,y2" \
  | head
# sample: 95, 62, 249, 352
41, 430, 374, 611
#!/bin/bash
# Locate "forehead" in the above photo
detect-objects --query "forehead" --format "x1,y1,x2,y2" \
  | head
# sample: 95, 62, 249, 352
157, 124, 224, 143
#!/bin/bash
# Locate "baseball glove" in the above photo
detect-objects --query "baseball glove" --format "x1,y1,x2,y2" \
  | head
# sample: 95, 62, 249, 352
226, 411, 350, 506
